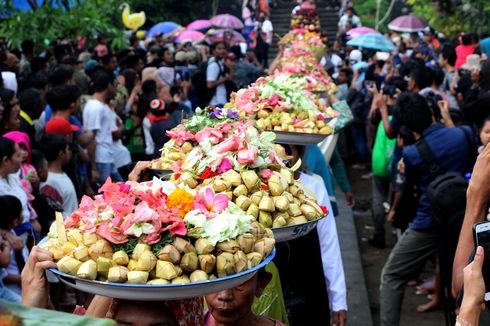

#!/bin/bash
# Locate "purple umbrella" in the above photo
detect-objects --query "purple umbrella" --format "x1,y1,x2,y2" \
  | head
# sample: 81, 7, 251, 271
174, 30, 205, 44
210, 14, 244, 30
388, 15, 428, 33
187, 19, 212, 31
347, 27, 379, 39
206, 29, 245, 44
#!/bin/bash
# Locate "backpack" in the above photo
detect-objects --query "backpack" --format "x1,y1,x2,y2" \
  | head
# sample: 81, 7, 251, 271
415, 126, 476, 230
191, 57, 222, 107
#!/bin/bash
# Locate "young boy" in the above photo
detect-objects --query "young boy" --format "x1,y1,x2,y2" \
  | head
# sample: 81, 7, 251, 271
0, 195, 27, 302
39, 134, 77, 218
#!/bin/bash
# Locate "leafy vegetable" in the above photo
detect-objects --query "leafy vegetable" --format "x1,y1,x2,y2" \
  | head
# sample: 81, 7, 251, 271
150, 232, 175, 256
113, 238, 139, 256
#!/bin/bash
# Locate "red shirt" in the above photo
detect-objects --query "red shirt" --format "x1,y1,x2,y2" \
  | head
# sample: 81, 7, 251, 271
455, 44, 475, 69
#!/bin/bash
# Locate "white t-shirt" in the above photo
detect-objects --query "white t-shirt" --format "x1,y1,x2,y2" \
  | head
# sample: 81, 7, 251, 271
260, 20, 273, 44
142, 116, 155, 156
83, 99, 114, 163
206, 57, 227, 106
300, 172, 348, 312
41, 171, 78, 218
338, 14, 362, 30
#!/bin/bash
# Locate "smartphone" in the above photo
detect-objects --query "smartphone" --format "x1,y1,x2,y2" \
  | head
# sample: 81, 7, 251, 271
473, 221, 490, 301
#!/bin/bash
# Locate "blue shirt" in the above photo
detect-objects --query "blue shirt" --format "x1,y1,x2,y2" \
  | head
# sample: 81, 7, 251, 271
403, 124, 474, 231
305, 145, 339, 216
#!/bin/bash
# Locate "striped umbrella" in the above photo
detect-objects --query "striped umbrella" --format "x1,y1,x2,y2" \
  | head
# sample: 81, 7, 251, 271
210, 14, 244, 30
187, 19, 212, 31
347, 27, 379, 40
347, 33, 396, 52
388, 15, 428, 33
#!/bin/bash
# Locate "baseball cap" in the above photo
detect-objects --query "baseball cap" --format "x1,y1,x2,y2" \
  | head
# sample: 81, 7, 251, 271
45, 117, 80, 136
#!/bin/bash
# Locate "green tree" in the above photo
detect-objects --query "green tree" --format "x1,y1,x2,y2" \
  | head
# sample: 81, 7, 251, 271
407, 0, 490, 38
0, 0, 128, 51
354, 0, 394, 31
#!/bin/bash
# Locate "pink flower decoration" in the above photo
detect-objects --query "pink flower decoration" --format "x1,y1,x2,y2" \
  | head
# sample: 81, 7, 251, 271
237, 146, 258, 164
172, 160, 184, 174
194, 188, 229, 217
264, 93, 281, 107
166, 125, 195, 145
234, 88, 259, 114
218, 158, 233, 174
96, 222, 128, 244
195, 127, 223, 145
119, 183, 131, 193
260, 169, 272, 180
215, 136, 240, 154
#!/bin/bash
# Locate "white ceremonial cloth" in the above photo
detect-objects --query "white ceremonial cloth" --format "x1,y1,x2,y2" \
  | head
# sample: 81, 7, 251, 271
300, 172, 348, 312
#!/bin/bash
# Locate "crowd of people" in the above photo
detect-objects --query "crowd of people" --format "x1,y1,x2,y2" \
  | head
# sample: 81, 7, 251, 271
305, 0, 490, 325
1, 0, 490, 325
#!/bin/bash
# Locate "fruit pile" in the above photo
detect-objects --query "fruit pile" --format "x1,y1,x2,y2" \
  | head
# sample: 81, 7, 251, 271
44, 224, 274, 284
42, 176, 275, 284
152, 107, 327, 228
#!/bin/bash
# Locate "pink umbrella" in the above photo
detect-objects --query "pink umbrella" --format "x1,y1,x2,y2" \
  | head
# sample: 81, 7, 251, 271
347, 27, 379, 39
210, 14, 244, 30
186, 19, 212, 31
174, 30, 205, 44
388, 15, 428, 32
206, 29, 245, 44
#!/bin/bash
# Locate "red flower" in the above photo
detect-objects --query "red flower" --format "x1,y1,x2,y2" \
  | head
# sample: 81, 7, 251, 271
200, 167, 218, 180
321, 205, 328, 214
261, 184, 268, 191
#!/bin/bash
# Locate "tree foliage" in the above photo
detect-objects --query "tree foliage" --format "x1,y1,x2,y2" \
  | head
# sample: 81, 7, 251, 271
0, 0, 216, 52
407, 0, 490, 38
0, 0, 128, 51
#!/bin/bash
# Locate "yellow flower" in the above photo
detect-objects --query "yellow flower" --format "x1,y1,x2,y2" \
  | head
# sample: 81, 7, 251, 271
167, 189, 195, 218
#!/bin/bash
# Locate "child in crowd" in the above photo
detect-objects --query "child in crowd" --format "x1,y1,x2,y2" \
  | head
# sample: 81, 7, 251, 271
2, 131, 39, 221
30, 149, 62, 236
0, 196, 21, 303
205, 268, 286, 326
149, 99, 178, 158
0, 195, 28, 300
478, 116, 490, 153
39, 134, 77, 218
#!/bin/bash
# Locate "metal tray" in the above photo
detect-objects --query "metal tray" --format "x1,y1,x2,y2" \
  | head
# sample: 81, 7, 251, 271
272, 216, 324, 242
39, 237, 275, 301
273, 131, 329, 145
149, 169, 173, 180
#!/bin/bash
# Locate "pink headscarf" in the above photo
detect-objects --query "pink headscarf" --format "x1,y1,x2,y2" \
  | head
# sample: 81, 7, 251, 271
3, 131, 31, 163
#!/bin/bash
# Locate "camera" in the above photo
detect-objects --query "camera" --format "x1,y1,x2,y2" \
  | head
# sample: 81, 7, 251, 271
424, 91, 443, 120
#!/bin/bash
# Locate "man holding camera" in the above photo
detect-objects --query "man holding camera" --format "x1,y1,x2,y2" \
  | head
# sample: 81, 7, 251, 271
378, 92, 475, 326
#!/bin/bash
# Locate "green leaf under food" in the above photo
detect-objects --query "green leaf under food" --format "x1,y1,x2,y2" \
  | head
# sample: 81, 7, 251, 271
150, 232, 175, 256
113, 238, 139, 256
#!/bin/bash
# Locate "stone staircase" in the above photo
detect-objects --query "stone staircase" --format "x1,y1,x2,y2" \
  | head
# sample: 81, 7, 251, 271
268, 1, 339, 61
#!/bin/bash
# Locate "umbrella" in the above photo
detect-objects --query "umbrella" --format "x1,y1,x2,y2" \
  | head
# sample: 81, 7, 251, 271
347, 33, 396, 52
174, 30, 205, 44
347, 27, 379, 39
187, 19, 212, 31
210, 14, 244, 30
148, 21, 181, 38
206, 29, 246, 44
388, 15, 428, 32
